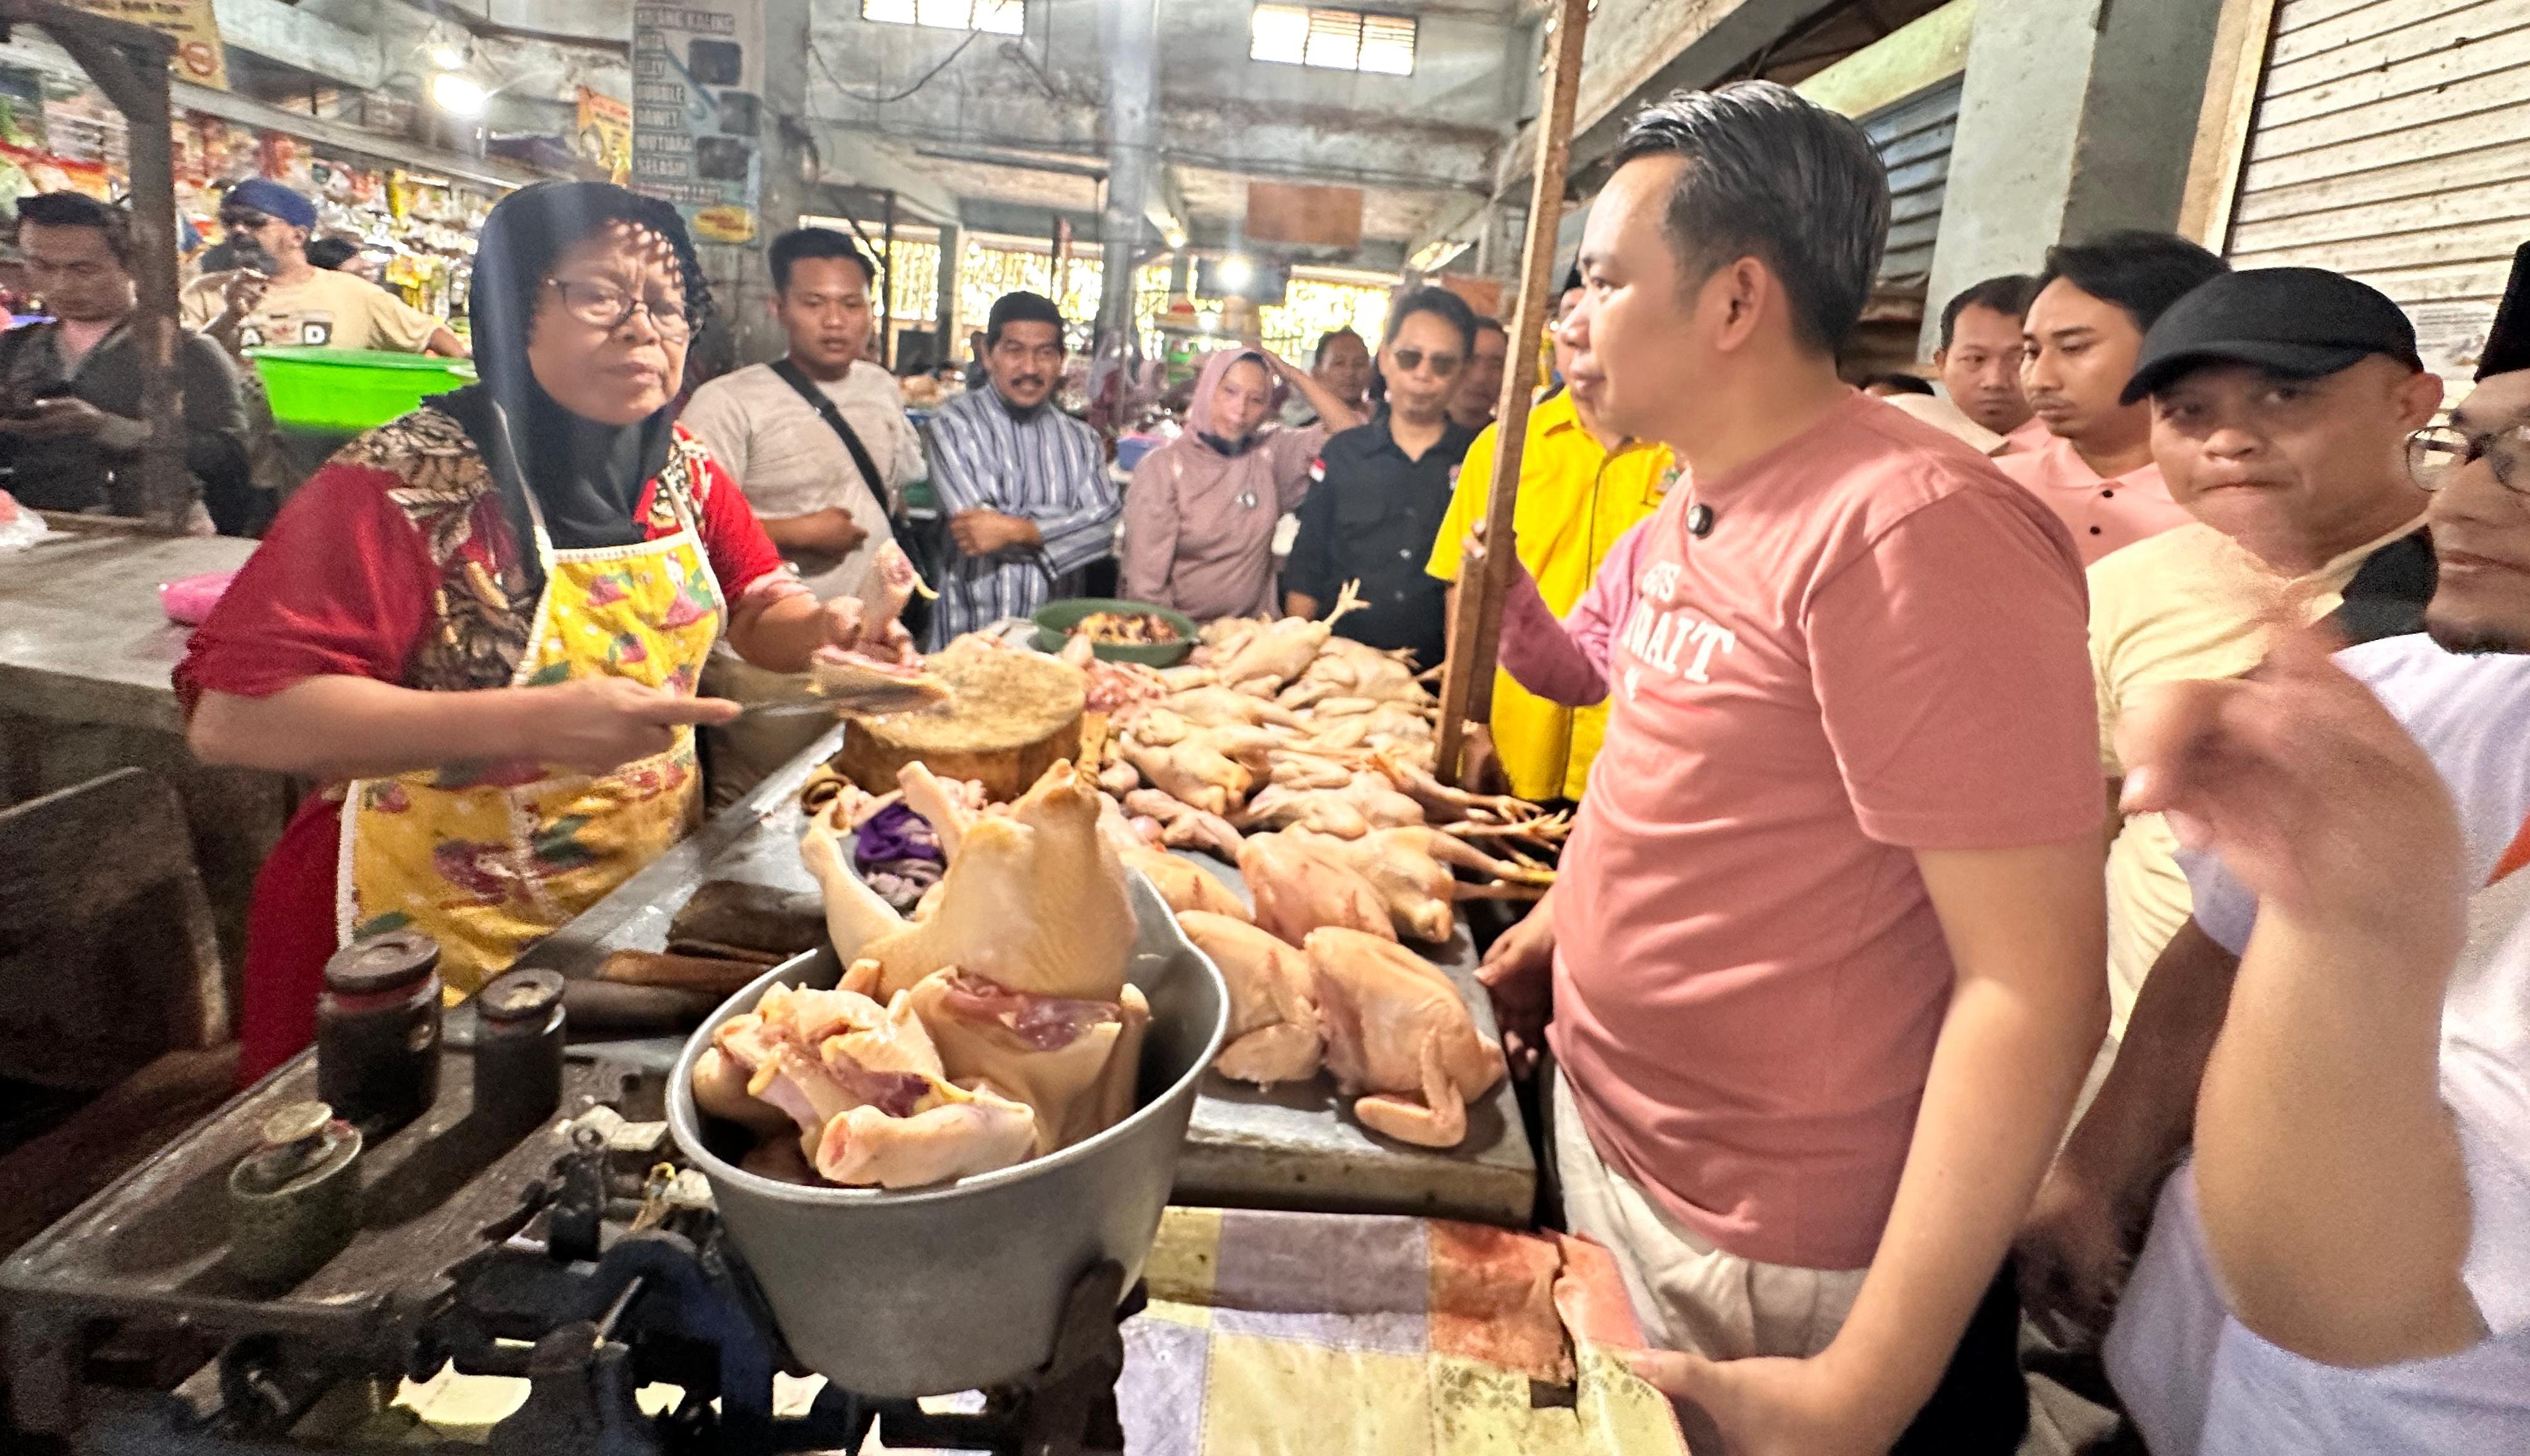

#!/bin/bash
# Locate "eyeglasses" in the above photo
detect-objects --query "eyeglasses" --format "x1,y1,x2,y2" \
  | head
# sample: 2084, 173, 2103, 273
2409, 423, 2530, 495
544, 277, 692, 341
1390, 348, 1463, 378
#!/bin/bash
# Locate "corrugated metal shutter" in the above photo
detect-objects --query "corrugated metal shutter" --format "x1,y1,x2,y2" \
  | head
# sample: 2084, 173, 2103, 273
2226, 0, 2530, 381
1863, 75, 1965, 305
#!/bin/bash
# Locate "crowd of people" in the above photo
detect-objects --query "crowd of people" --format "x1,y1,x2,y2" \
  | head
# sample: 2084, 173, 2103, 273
4, 65, 2520, 1453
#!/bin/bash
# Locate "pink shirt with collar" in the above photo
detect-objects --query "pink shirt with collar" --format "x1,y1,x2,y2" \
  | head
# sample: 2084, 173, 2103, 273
1995, 433, 2194, 566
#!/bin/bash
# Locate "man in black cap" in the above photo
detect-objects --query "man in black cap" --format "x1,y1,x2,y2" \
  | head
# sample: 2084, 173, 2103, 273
2055, 245, 2530, 1455
2019, 264, 2450, 1348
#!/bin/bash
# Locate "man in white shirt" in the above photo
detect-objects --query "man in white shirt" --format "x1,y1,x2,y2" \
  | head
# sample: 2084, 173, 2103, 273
680, 227, 925, 603
684, 227, 928, 802
2084, 312, 2530, 1453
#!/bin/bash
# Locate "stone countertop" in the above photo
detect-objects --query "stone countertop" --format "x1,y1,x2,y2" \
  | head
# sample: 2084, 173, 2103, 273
0, 528, 257, 732
526, 730, 1538, 1228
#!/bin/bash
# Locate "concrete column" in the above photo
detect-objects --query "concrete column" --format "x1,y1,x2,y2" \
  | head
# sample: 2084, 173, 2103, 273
1095, 0, 1158, 357
1919, 0, 2228, 355
698, 0, 810, 372
934, 221, 963, 354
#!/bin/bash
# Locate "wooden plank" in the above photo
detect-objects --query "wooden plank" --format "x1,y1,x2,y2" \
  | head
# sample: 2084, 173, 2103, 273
2229, 210, 2530, 274
2234, 134, 2530, 226
2271, 0, 2502, 63
2261, 9, 2530, 125
1434, 0, 1589, 787
2274, 0, 2408, 40
0, 1046, 236, 1257
2245, 55, 2530, 161
2231, 172, 2530, 254
2353, 257, 2517, 304
2183, 0, 2284, 248
2239, 85, 2530, 189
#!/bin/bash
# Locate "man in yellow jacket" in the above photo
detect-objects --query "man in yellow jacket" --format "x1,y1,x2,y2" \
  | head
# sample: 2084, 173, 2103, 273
1426, 297, 1672, 803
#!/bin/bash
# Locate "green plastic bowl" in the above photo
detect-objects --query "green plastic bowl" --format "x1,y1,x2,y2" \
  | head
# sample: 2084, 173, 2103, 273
248, 348, 478, 435
1032, 598, 1197, 666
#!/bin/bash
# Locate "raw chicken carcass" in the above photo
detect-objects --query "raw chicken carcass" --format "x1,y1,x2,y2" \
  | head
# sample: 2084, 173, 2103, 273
1178, 910, 1324, 1085
1277, 652, 1434, 711
1237, 830, 1396, 946
908, 969, 1149, 1154
696, 984, 1037, 1188
1305, 927, 1505, 1149
1282, 827, 1551, 943
1121, 735, 1252, 817
804, 760, 1133, 1004
1094, 792, 1252, 920
1212, 583, 1365, 694
803, 543, 952, 715
1122, 788, 1244, 858
1145, 687, 1303, 731
1239, 773, 1425, 838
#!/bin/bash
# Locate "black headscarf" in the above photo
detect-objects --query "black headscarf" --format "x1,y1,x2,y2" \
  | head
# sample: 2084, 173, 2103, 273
430, 182, 715, 564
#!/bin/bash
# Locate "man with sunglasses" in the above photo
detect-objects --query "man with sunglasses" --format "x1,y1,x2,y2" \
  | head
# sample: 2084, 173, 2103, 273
2068, 250, 2530, 1454
1284, 286, 1481, 668
2019, 268, 2453, 1354
179, 179, 466, 360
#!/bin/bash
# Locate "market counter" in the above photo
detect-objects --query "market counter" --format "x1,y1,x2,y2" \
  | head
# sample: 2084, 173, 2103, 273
0, 525, 289, 979
512, 724, 1540, 1229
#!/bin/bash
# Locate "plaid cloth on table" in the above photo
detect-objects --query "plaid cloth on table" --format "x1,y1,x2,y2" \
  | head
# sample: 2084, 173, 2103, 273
1119, 1207, 1691, 1455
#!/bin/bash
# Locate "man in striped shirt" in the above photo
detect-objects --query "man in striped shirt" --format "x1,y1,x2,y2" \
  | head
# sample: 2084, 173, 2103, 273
922, 291, 1119, 646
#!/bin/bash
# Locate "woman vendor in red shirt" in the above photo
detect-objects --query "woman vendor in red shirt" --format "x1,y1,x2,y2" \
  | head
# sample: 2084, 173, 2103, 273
181, 182, 909, 1083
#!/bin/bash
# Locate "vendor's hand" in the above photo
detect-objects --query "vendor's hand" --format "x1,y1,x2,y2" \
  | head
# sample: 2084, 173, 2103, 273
2116, 622, 2463, 945
1476, 890, 1554, 1079
1625, 1348, 1906, 1456
949, 509, 1038, 557
533, 675, 739, 774
780, 506, 868, 560
815, 597, 917, 665
0, 395, 112, 440
2015, 1155, 2140, 1349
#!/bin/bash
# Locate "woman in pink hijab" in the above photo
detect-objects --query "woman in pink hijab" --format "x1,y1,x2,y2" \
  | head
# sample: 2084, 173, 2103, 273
1121, 348, 1362, 620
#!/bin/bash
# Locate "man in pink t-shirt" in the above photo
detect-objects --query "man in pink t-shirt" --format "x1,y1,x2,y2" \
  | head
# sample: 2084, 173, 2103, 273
1999, 231, 2231, 563
1509, 82, 2109, 1455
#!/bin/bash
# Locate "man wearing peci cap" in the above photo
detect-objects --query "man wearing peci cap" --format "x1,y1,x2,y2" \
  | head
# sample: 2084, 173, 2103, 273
2017, 265, 2445, 1349
181, 179, 467, 359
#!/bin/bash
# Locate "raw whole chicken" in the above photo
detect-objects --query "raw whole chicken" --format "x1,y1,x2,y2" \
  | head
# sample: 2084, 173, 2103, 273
1144, 687, 1303, 731
1212, 582, 1364, 695
804, 760, 1133, 1004
1121, 735, 1254, 817
1237, 772, 1425, 838
1122, 788, 1244, 858
1094, 792, 1251, 920
1237, 830, 1396, 946
1305, 927, 1505, 1149
1178, 910, 1324, 1086
1281, 827, 1552, 943
692, 984, 1038, 1188
1277, 652, 1433, 710
1264, 750, 1360, 792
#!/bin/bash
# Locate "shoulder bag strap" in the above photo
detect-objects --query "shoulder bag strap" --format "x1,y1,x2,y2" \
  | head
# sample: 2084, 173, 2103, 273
767, 358, 886, 499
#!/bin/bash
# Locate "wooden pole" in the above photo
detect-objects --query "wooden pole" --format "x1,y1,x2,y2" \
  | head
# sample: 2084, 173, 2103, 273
1434, 0, 1592, 785
1, 3, 183, 533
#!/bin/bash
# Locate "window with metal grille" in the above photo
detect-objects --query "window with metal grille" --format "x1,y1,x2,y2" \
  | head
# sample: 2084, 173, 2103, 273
861, 0, 1024, 36
1250, 4, 1416, 75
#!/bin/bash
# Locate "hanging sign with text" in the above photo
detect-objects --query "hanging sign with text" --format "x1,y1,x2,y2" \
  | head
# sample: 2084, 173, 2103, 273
77, 0, 227, 90
630, 0, 762, 243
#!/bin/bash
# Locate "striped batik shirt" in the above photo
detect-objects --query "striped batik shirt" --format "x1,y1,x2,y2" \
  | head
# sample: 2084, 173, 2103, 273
922, 385, 1120, 646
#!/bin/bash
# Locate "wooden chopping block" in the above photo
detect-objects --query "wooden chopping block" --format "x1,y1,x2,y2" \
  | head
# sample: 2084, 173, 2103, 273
836, 642, 1086, 801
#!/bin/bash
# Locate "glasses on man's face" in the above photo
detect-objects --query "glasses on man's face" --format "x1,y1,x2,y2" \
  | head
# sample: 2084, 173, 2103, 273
545, 277, 692, 341
2409, 423, 2530, 495
1390, 348, 1463, 378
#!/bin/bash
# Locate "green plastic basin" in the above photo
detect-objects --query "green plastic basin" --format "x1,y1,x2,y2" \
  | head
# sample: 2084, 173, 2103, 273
1031, 598, 1197, 666
248, 348, 477, 435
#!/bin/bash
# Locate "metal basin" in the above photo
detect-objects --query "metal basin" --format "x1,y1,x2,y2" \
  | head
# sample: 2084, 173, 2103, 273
666, 875, 1228, 1397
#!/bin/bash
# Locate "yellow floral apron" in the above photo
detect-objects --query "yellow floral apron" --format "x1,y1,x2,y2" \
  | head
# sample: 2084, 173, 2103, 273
338, 490, 725, 997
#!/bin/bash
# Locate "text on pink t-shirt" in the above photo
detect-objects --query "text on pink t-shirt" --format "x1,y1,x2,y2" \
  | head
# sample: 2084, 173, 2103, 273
1547, 392, 2103, 1271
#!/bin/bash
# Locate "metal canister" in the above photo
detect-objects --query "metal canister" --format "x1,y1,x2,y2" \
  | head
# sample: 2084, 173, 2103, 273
226, 1100, 361, 1288
472, 967, 566, 1133
316, 930, 442, 1137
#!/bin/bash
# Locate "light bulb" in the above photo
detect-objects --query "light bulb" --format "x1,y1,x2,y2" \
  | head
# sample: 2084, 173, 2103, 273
1219, 255, 1254, 292
429, 42, 467, 70
431, 72, 488, 117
